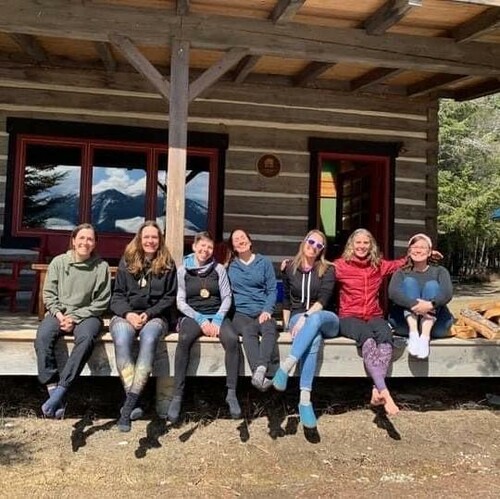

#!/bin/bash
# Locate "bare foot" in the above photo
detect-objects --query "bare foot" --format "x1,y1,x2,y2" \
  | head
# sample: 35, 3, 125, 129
370, 387, 384, 406
379, 388, 400, 416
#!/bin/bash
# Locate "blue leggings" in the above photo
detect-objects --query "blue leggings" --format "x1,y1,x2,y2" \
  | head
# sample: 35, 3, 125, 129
389, 278, 454, 338
289, 311, 339, 391
110, 316, 167, 395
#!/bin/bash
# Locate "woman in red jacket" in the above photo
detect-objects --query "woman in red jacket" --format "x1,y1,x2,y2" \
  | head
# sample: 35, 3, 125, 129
333, 228, 405, 416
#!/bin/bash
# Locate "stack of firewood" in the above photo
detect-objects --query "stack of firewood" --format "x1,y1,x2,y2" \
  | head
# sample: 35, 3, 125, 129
452, 301, 500, 339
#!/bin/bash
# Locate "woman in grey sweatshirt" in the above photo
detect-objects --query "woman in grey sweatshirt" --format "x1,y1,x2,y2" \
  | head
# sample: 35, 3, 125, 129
35, 223, 111, 418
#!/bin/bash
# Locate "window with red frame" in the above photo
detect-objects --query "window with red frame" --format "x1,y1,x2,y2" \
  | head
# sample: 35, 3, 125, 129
13, 135, 219, 239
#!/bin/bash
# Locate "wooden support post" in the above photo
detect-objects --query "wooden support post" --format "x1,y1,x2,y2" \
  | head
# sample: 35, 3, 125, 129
166, 38, 190, 265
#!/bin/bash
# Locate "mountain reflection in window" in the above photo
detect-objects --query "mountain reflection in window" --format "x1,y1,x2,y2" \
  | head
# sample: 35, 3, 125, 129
156, 153, 209, 235
91, 149, 147, 233
22, 144, 81, 230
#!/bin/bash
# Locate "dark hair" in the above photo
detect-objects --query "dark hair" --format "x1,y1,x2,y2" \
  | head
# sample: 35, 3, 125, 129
69, 223, 97, 256
225, 228, 253, 265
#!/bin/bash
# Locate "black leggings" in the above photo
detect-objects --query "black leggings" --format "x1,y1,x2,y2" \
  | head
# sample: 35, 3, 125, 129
173, 317, 241, 396
231, 312, 279, 377
339, 317, 393, 347
35, 315, 101, 388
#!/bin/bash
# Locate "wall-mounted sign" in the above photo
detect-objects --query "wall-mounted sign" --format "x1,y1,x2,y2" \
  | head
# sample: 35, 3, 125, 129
256, 154, 281, 178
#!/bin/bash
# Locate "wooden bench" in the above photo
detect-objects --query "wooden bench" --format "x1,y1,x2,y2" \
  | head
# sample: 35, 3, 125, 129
0, 260, 31, 312
32, 263, 118, 320
0, 317, 498, 378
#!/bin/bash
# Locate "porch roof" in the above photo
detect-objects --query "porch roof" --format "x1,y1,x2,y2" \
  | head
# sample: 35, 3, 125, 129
0, 0, 498, 102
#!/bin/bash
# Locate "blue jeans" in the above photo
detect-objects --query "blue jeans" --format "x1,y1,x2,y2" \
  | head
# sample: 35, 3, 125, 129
289, 311, 339, 391
110, 316, 167, 395
389, 277, 454, 338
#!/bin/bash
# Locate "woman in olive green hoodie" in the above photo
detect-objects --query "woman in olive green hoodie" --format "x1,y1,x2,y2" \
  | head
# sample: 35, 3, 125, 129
35, 223, 111, 418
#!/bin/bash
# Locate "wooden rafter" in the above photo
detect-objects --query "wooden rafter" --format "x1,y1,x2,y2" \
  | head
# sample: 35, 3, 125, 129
452, 8, 500, 43
1, 3, 500, 76
10, 33, 47, 63
451, 1, 500, 6
176, 0, 190, 16
293, 62, 336, 87
94, 42, 116, 73
407, 74, 470, 97
364, 0, 423, 36
233, 55, 260, 84
454, 78, 500, 101
350, 68, 404, 91
189, 47, 248, 101
270, 0, 306, 25
109, 34, 170, 100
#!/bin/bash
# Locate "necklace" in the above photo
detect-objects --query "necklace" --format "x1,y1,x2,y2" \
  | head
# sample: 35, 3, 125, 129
199, 276, 210, 298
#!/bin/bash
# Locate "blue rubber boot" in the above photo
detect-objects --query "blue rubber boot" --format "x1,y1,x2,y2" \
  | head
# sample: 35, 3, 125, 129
299, 403, 317, 429
272, 368, 289, 392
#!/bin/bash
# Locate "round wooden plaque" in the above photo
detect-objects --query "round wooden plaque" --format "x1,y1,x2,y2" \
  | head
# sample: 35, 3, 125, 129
256, 154, 281, 178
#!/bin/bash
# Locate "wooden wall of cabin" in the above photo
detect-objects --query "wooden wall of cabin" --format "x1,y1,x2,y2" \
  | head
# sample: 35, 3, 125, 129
0, 116, 7, 242
0, 84, 438, 262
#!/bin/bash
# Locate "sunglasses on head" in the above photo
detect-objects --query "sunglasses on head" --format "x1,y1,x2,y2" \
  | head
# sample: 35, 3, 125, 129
305, 238, 325, 251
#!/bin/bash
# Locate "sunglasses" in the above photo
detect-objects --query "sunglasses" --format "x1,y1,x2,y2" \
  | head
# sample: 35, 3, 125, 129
305, 238, 325, 251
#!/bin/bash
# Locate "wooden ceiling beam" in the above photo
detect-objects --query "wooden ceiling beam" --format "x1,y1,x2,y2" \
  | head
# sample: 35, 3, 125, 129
451, 1, 500, 6
233, 55, 260, 84
451, 8, 500, 43
176, 0, 190, 16
364, 0, 422, 36
453, 78, 500, 101
407, 74, 470, 97
0, 62, 430, 112
1, 3, 500, 76
94, 41, 117, 73
109, 34, 170, 100
350, 68, 404, 91
9, 33, 47, 63
293, 62, 336, 87
189, 47, 248, 101
270, 0, 306, 25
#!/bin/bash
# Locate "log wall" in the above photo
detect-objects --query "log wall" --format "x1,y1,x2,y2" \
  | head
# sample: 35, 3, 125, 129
0, 116, 7, 237
0, 80, 438, 260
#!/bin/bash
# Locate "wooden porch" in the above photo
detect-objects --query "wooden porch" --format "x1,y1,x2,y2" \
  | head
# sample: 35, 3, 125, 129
1, 312, 498, 378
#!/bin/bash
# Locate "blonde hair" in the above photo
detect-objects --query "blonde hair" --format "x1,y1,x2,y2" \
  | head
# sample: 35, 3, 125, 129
342, 228, 381, 268
123, 220, 174, 275
291, 229, 330, 278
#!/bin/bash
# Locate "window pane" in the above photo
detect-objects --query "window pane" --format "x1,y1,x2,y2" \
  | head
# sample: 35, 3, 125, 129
156, 154, 210, 235
22, 144, 81, 230
91, 149, 147, 233
319, 160, 338, 238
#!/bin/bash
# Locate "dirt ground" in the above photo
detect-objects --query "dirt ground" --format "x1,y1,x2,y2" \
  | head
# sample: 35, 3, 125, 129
1, 376, 499, 498
0, 280, 499, 498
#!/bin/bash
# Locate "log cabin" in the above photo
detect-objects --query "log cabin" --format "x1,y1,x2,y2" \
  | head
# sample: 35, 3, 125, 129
0, 1, 499, 389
